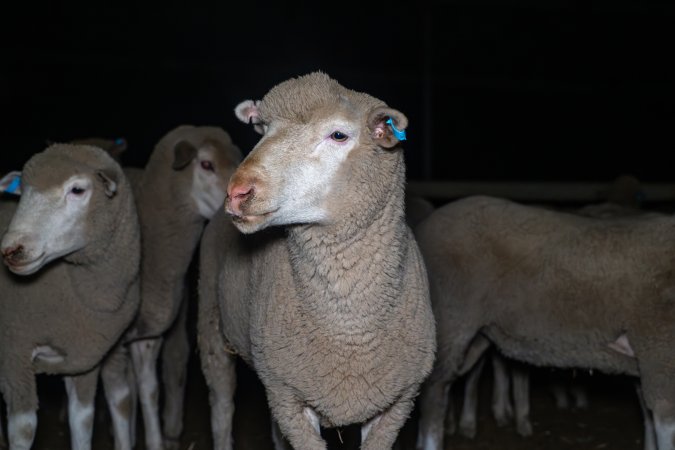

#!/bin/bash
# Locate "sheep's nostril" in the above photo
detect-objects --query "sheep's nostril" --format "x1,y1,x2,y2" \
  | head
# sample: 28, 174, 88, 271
230, 185, 253, 201
2, 244, 24, 262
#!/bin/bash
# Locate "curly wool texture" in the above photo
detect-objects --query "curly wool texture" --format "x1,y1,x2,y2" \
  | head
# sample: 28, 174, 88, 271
0, 144, 141, 414
199, 72, 436, 444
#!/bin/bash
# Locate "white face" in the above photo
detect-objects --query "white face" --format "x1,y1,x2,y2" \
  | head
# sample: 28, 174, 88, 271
229, 114, 361, 233
190, 147, 231, 220
1, 175, 93, 275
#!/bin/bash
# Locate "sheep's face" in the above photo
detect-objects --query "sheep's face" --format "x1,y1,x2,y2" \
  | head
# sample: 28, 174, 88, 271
0, 146, 122, 277
227, 105, 364, 234
1, 173, 97, 275
172, 138, 241, 220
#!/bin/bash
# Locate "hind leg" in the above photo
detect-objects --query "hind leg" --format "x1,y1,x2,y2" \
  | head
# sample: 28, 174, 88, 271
161, 292, 190, 449
64, 366, 100, 450
458, 356, 486, 438
491, 351, 513, 427
418, 334, 488, 450
130, 337, 164, 450
511, 363, 532, 437
101, 344, 135, 450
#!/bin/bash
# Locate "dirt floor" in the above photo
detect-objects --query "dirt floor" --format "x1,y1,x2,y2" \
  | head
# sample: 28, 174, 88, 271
24, 350, 647, 450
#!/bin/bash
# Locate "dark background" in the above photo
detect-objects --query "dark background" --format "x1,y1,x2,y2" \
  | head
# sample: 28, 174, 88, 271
2, 1, 674, 183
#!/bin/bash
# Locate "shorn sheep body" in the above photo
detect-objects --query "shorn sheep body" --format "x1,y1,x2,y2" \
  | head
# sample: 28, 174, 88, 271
415, 195, 675, 450
198, 72, 436, 450
0, 144, 141, 450
123, 125, 242, 450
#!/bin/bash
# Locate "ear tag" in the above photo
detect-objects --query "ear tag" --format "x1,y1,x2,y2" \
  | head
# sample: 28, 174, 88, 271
114, 137, 125, 146
386, 118, 407, 141
6, 176, 21, 195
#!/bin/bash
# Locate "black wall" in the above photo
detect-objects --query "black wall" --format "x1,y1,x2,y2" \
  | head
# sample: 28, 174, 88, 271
3, 1, 674, 182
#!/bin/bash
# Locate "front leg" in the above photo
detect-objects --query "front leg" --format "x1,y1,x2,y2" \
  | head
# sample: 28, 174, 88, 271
64, 366, 101, 450
265, 387, 326, 450
361, 388, 418, 450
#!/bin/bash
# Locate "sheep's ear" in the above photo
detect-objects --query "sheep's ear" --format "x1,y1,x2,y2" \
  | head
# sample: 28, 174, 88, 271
367, 106, 408, 149
97, 171, 118, 198
172, 141, 198, 170
0, 171, 22, 196
234, 100, 265, 134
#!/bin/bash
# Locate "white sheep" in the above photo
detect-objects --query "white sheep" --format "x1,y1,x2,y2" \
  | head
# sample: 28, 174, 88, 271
0, 144, 141, 450
415, 194, 675, 450
122, 125, 242, 450
454, 173, 647, 440
198, 72, 436, 450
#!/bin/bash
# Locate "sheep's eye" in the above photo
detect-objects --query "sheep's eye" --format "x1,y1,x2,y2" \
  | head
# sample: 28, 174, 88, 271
70, 186, 85, 195
330, 131, 348, 142
200, 160, 214, 171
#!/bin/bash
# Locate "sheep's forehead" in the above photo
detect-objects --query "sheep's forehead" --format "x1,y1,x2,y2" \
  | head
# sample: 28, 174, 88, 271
259, 73, 383, 124
22, 145, 111, 190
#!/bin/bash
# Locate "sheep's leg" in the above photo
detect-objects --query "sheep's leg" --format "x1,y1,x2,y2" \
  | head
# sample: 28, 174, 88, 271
101, 344, 135, 450
417, 375, 452, 450
265, 389, 326, 450
458, 356, 486, 438
161, 293, 190, 449
570, 383, 589, 409
636, 383, 657, 450
418, 333, 487, 450
361, 387, 418, 450
271, 419, 293, 450
130, 338, 164, 450
511, 363, 532, 437
491, 351, 513, 426
0, 401, 6, 449
653, 404, 675, 450
3, 377, 38, 450
549, 379, 570, 409
64, 366, 100, 450
197, 280, 236, 450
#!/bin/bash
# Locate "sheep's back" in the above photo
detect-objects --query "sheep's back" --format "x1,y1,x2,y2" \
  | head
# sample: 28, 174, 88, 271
417, 195, 675, 372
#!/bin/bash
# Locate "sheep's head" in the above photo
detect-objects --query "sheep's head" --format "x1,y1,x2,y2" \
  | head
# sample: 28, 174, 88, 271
0, 144, 123, 275
169, 127, 242, 220
227, 72, 408, 234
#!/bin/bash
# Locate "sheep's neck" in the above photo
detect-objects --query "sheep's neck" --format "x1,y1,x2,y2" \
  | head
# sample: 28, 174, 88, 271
286, 184, 408, 335
66, 191, 140, 312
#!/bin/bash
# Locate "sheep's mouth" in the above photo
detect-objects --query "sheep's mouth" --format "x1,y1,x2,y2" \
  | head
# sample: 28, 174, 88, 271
230, 208, 280, 233
5, 252, 47, 275
230, 208, 279, 223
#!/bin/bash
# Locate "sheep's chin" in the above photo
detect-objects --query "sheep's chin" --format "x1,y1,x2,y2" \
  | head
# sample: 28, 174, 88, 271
6, 253, 48, 276
231, 213, 273, 234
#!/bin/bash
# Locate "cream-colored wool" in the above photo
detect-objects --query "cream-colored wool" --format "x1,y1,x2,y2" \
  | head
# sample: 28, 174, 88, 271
415, 195, 675, 450
198, 72, 436, 450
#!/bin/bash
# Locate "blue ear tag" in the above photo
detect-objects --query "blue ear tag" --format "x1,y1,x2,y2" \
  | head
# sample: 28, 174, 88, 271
6, 176, 21, 195
386, 118, 407, 141
114, 138, 125, 146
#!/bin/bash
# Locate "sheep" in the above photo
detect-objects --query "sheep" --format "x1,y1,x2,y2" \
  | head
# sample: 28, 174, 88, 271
454, 173, 647, 440
0, 144, 141, 450
122, 125, 242, 450
414, 194, 675, 450
197, 71, 436, 450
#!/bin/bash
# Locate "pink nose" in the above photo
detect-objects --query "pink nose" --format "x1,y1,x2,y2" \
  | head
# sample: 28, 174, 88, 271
226, 183, 254, 216
2, 244, 24, 264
